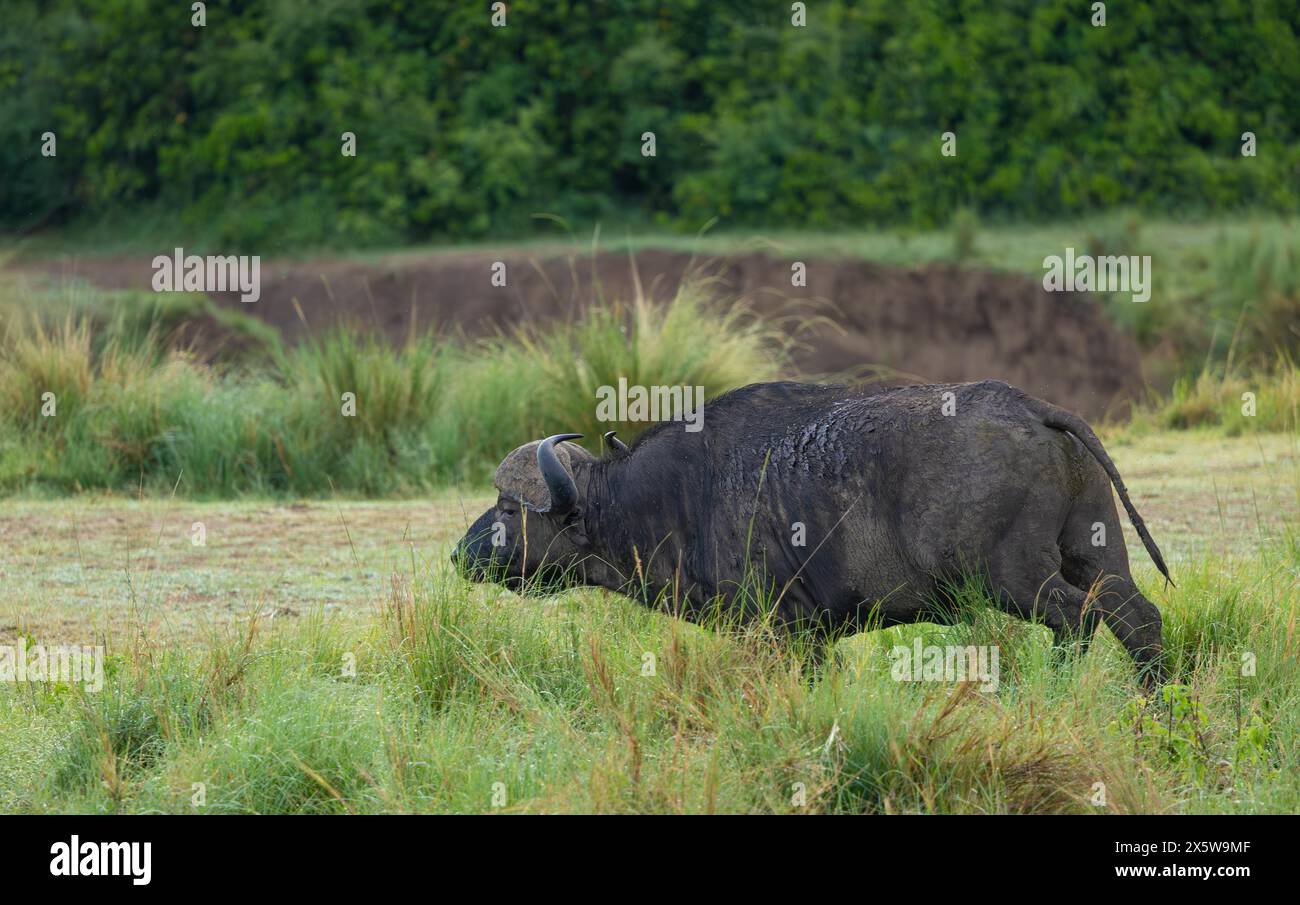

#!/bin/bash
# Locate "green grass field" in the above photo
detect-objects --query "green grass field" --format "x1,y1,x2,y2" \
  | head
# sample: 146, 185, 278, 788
2, 432, 1296, 814
2, 218, 1298, 813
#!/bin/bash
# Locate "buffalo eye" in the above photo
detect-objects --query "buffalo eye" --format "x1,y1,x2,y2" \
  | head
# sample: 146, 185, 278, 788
496, 497, 519, 518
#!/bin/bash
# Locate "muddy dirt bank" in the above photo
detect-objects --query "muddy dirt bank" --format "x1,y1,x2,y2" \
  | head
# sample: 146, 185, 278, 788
10, 248, 1143, 419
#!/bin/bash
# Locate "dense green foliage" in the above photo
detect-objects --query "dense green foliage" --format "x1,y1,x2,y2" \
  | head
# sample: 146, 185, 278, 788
4, 0, 1298, 250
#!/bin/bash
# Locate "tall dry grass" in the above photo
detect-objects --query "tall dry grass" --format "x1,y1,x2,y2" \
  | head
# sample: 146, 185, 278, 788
0, 281, 785, 495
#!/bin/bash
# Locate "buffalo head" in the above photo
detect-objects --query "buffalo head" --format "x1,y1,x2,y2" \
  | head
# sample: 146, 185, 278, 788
452, 433, 594, 593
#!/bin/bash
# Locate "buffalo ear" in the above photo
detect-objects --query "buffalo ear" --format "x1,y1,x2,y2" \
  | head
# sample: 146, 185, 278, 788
603, 430, 631, 457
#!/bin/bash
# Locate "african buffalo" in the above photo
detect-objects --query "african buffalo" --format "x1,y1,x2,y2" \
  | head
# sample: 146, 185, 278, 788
453, 380, 1170, 683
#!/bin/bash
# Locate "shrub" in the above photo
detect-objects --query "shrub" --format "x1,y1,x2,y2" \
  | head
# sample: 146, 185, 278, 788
7, 0, 1300, 247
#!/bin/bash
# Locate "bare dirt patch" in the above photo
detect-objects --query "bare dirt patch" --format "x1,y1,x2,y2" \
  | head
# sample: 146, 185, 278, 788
0, 493, 489, 645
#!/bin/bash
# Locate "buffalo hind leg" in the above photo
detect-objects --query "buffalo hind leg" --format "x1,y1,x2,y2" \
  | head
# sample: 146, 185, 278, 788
1087, 578, 1167, 688
1058, 470, 1168, 687
998, 567, 1164, 686
1040, 577, 1102, 664
1061, 547, 1167, 687
1002, 574, 1099, 657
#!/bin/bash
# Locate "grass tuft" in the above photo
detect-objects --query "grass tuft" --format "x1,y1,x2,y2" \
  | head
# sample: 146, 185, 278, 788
0, 281, 783, 495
